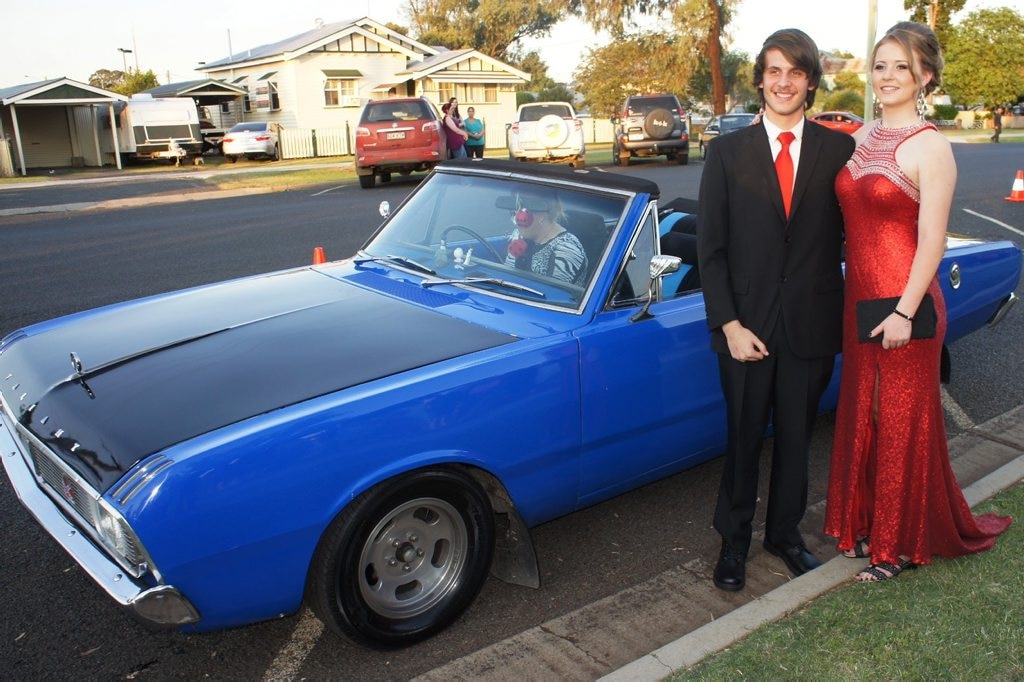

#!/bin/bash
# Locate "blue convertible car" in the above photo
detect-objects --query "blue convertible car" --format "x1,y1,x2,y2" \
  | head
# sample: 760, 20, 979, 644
1, 159, 1019, 647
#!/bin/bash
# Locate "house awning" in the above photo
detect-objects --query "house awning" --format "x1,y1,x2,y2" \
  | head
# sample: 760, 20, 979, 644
257, 71, 278, 81
322, 69, 362, 78
370, 81, 403, 92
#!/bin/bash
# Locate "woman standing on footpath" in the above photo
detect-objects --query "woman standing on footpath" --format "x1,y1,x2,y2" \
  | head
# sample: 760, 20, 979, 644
442, 101, 468, 159
824, 21, 1011, 582
464, 106, 485, 158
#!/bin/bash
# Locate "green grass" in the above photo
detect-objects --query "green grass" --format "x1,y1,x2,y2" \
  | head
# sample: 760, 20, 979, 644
674, 482, 1024, 680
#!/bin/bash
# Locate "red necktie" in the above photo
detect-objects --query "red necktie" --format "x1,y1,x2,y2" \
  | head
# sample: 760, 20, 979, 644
775, 131, 795, 217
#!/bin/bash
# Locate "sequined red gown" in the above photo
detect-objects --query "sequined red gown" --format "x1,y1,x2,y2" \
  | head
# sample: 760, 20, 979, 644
824, 121, 1011, 565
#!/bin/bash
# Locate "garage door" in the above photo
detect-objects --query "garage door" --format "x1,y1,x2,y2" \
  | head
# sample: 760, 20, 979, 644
20, 106, 73, 169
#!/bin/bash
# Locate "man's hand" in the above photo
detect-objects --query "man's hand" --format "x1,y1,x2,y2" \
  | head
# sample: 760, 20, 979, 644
722, 320, 769, 362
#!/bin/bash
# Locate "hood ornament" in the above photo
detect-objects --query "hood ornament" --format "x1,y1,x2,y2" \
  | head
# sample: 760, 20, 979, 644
69, 352, 95, 400
70, 352, 83, 377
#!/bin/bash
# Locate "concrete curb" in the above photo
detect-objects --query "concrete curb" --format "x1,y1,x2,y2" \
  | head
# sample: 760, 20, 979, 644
601, 452, 1024, 681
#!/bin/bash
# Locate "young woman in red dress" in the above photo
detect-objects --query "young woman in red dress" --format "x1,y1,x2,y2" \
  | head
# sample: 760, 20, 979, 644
824, 22, 1011, 582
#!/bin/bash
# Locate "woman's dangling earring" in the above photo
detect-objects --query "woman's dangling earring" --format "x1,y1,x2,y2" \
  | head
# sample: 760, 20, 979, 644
874, 98, 882, 118
917, 90, 928, 120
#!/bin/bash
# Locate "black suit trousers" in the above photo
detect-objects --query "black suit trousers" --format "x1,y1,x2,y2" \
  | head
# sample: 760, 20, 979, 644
713, 311, 834, 553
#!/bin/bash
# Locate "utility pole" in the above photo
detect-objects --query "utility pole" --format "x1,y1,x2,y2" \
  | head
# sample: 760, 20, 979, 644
864, 0, 877, 122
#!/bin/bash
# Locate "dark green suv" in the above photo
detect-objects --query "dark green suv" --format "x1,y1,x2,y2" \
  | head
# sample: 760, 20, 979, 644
612, 94, 690, 166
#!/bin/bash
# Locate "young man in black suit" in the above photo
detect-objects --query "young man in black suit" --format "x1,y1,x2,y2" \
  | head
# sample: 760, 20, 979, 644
697, 28, 855, 591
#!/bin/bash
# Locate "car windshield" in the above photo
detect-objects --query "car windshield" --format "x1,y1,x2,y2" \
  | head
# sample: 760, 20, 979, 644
626, 96, 678, 115
363, 100, 433, 123
720, 115, 755, 133
519, 104, 573, 122
361, 171, 631, 310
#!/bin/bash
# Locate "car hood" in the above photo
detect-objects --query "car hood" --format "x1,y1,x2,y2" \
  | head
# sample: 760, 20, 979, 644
0, 267, 516, 492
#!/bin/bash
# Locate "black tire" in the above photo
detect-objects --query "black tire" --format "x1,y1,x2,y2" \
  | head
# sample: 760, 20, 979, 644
359, 174, 376, 189
611, 142, 621, 166
643, 108, 674, 140
676, 150, 689, 165
306, 468, 494, 648
620, 151, 631, 167
381, 172, 392, 183
226, 155, 237, 163
699, 142, 707, 160
572, 158, 585, 169
271, 144, 280, 161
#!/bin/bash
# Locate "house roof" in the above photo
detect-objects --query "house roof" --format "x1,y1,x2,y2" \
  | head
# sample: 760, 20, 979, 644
405, 49, 530, 83
1, 78, 127, 106
195, 16, 528, 87
199, 17, 436, 71
143, 79, 248, 98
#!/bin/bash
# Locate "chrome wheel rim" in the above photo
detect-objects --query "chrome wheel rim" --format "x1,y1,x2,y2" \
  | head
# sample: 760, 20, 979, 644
357, 497, 468, 619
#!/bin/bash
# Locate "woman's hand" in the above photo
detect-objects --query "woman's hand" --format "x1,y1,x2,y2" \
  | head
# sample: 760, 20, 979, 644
872, 313, 912, 349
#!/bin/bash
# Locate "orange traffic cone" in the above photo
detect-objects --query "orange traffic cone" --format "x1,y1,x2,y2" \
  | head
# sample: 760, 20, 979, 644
1005, 170, 1024, 202
312, 246, 327, 264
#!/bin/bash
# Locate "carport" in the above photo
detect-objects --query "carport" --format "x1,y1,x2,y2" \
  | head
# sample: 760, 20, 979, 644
142, 79, 247, 123
0, 78, 127, 176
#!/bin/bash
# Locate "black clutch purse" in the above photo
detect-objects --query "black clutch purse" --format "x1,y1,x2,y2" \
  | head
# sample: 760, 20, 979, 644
856, 294, 936, 343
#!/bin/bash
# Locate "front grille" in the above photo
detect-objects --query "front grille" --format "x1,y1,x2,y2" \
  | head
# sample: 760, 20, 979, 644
28, 440, 99, 527
18, 426, 147, 577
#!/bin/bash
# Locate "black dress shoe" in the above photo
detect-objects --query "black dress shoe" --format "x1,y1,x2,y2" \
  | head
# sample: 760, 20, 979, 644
762, 540, 822, 576
713, 541, 746, 591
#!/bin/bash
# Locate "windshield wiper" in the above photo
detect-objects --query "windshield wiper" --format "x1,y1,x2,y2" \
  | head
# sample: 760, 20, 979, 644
421, 277, 545, 297
354, 255, 436, 276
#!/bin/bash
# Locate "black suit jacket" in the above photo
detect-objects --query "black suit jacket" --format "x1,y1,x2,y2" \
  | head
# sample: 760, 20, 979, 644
697, 120, 855, 359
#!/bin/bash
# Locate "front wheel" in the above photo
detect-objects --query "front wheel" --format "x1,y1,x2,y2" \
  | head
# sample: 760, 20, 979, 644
306, 468, 494, 648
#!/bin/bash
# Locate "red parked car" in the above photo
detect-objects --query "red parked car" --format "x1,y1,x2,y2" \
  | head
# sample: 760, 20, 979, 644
810, 111, 865, 135
355, 97, 447, 189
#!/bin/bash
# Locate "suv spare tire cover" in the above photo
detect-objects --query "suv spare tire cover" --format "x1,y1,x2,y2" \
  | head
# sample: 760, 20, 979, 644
643, 108, 674, 139
538, 114, 570, 148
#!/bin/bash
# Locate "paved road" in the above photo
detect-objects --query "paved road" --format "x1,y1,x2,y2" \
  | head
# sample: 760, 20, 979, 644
0, 149, 1021, 679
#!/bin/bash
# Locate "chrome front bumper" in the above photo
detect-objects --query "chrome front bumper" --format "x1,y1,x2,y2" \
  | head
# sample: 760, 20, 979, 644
0, 415, 200, 627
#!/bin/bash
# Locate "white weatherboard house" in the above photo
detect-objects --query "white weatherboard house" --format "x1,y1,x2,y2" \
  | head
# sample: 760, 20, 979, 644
197, 16, 529, 155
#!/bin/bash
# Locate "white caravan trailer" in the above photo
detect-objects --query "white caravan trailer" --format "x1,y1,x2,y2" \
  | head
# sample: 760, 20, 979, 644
114, 94, 203, 161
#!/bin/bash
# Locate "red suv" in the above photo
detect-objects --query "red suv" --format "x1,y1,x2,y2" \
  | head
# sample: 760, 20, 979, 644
355, 97, 447, 189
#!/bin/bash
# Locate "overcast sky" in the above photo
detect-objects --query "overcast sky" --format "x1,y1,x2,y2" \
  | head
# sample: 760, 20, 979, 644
1, 0, 1015, 87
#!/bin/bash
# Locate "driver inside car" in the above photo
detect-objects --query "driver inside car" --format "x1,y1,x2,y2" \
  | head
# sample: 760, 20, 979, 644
504, 189, 588, 285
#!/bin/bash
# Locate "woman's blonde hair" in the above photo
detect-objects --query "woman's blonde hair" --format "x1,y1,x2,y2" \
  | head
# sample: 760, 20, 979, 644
873, 21, 944, 95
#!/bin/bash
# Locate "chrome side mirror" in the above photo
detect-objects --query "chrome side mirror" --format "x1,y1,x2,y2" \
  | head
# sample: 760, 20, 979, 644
631, 255, 681, 322
378, 201, 390, 218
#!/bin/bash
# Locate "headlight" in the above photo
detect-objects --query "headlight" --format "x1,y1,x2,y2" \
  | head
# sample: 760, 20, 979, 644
96, 500, 146, 575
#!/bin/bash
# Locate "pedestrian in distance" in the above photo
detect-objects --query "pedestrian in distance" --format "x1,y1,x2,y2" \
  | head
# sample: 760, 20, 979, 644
991, 105, 1003, 142
824, 21, 1011, 582
464, 106, 485, 158
697, 27, 855, 592
442, 101, 469, 159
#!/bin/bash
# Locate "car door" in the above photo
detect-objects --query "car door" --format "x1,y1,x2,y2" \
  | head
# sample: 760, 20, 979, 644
574, 204, 726, 507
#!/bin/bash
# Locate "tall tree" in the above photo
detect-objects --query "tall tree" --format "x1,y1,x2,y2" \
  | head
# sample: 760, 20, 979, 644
688, 50, 755, 111
89, 69, 123, 90
88, 69, 159, 95
904, 0, 967, 45
565, 0, 674, 33
405, 0, 562, 60
672, 0, 736, 114
943, 7, 1024, 108
573, 32, 693, 116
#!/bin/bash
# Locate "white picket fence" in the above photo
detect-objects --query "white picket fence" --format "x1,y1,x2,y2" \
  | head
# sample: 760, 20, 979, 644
280, 127, 352, 159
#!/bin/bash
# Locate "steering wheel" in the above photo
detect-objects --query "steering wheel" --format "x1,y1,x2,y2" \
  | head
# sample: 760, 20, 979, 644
440, 225, 504, 262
